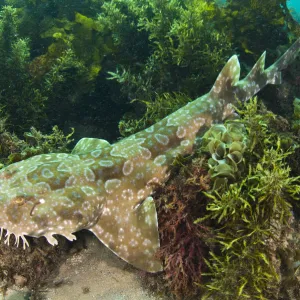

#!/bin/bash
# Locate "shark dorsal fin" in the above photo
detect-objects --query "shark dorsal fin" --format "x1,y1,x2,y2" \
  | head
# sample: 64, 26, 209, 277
208, 55, 240, 100
72, 137, 111, 155
244, 51, 267, 82
233, 51, 279, 99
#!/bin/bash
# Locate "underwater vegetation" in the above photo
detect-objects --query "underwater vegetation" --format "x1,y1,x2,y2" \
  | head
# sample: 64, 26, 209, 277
155, 155, 212, 298
0, 114, 74, 167
118, 92, 192, 137
0, 5, 42, 133
222, 1, 291, 58
292, 97, 300, 132
0, 31, 298, 298
201, 122, 248, 190
0, 0, 297, 138
154, 98, 300, 299
0, 4, 89, 136
106, 0, 233, 99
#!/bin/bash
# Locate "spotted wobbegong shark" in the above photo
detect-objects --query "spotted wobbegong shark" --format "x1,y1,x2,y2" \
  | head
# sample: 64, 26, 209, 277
0, 38, 299, 272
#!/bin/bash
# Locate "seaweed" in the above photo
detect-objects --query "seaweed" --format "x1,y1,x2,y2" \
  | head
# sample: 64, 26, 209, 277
106, 0, 233, 101
0, 118, 74, 166
156, 156, 212, 298
117, 92, 191, 136
0, 5, 45, 134
200, 143, 300, 299
152, 98, 300, 299
0, 0, 296, 140
223, 0, 292, 65
0, 1, 298, 299
201, 122, 248, 190
196, 99, 300, 299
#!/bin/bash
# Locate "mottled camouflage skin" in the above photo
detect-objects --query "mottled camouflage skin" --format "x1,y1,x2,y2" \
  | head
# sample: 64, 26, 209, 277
0, 38, 299, 272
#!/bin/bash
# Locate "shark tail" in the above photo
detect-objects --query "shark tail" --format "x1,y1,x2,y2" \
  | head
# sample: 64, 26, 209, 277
265, 37, 300, 83
209, 38, 300, 104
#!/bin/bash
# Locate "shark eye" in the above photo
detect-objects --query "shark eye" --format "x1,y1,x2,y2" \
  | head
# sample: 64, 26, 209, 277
11, 194, 35, 206
12, 196, 26, 206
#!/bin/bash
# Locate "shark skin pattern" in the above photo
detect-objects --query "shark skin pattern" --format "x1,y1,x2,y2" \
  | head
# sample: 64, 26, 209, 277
0, 38, 299, 273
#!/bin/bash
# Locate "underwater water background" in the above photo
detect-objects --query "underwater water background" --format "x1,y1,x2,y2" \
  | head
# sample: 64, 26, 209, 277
288, 0, 300, 22
0, 1, 299, 300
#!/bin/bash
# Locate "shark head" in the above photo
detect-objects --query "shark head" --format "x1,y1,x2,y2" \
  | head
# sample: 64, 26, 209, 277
0, 138, 163, 272
0, 152, 103, 247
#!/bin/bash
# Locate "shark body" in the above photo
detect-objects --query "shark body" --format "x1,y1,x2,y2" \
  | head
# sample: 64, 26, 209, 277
0, 38, 299, 272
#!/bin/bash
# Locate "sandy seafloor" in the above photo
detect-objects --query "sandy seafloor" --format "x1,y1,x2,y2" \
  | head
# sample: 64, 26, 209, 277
2, 232, 169, 300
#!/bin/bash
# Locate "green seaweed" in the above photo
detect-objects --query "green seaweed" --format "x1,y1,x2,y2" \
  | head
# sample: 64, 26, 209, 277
0, 117, 74, 167
200, 144, 300, 299
0, 5, 91, 135
292, 98, 300, 133
0, 5, 45, 133
201, 122, 248, 190
194, 98, 300, 299
222, 0, 293, 65
152, 97, 300, 299
0, 0, 295, 141
117, 92, 191, 136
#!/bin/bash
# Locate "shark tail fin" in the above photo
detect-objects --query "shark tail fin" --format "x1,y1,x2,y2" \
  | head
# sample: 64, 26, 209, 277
265, 37, 300, 84
207, 38, 300, 105
244, 51, 270, 83
233, 37, 300, 102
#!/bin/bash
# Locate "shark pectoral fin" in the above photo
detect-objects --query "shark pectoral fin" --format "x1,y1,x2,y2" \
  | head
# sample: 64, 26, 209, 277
71, 137, 111, 155
90, 196, 163, 273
